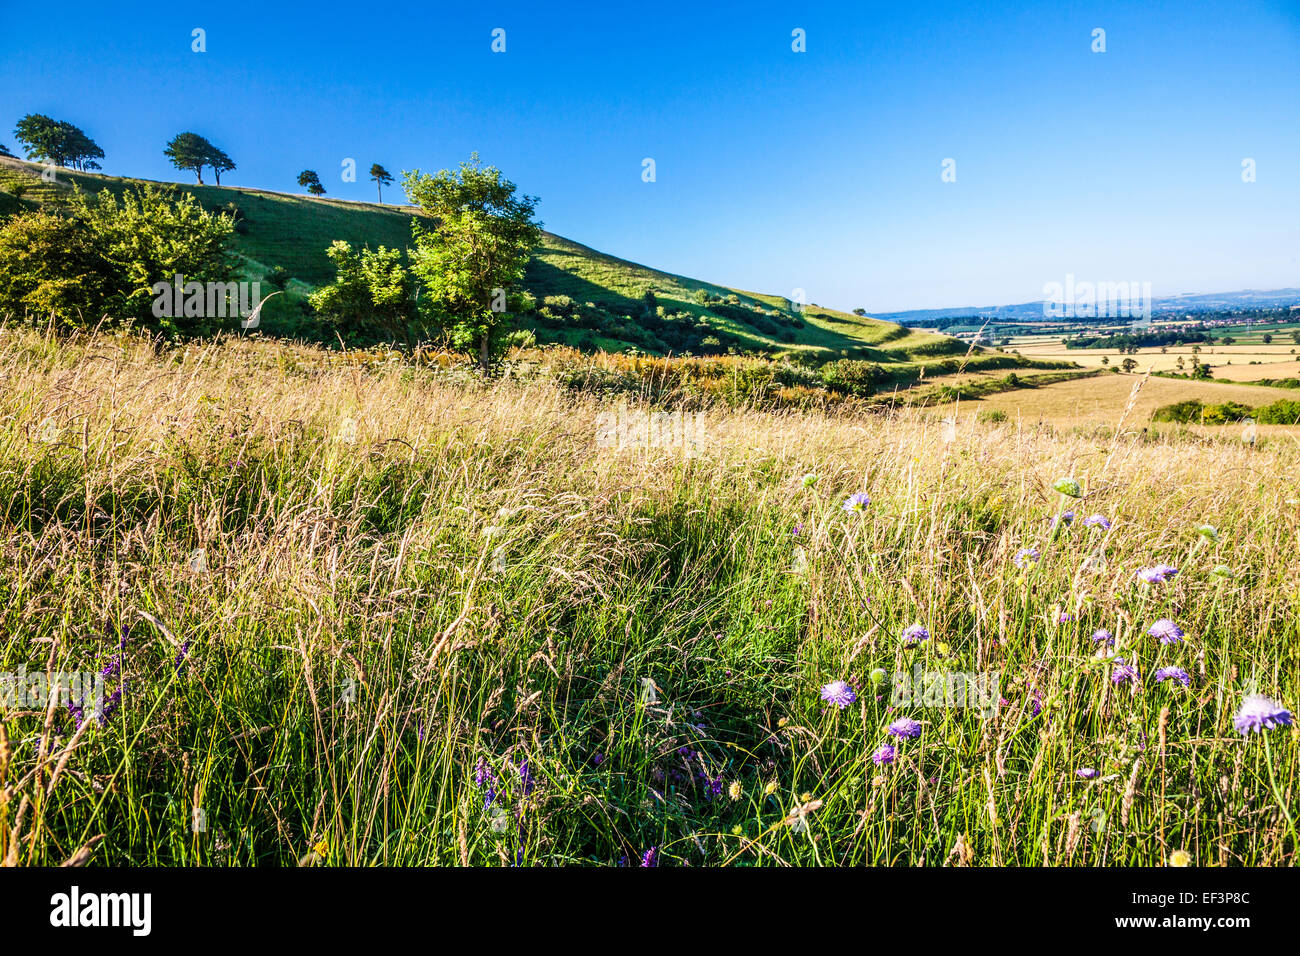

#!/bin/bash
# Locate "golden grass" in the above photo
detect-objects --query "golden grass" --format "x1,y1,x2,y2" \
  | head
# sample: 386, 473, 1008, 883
1, 325, 1297, 866
944, 372, 1300, 426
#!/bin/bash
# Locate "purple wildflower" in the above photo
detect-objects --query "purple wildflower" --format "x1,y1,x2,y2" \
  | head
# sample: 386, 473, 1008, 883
1075, 768, 1099, 779
517, 759, 535, 796
1051, 511, 1076, 528
1056, 611, 1072, 624
842, 492, 871, 514
888, 717, 922, 738
639, 847, 657, 867
1083, 514, 1111, 530
1155, 666, 1191, 687
474, 757, 499, 807
1148, 619, 1185, 644
871, 744, 896, 765
820, 680, 857, 708
1091, 629, 1115, 646
174, 640, 191, 674
900, 624, 930, 645
1232, 694, 1293, 735
1111, 659, 1139, 685
1013, 547, 1040, 568
1137, 564, 1179, 584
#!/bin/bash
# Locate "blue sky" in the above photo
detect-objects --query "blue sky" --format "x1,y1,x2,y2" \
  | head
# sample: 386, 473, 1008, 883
2, 0, 1297, 312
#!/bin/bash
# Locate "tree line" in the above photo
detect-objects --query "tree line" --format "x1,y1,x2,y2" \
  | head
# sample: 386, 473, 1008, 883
7, 114, 396, 202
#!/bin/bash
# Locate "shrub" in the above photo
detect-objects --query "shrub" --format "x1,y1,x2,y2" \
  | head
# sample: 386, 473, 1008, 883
0, 185, 237, 334
308, 241, 416, 343
820, 359, 890, 397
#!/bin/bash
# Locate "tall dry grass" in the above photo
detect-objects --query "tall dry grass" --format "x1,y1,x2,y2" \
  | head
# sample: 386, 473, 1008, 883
0, 325, 1295, 865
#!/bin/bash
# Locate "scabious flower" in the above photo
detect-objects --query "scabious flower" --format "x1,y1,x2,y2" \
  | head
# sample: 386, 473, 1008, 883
1013, 547, 1040, 568
871, 744, 896, 765
1075, 768, 1099, 779
1052, 477, 1083, 498
1148, 619, 1185, 644
1211, 564, 1234, 579
820, 679, 857, 709
1112, 659, 1139, 684
801, 473, 818, 488
1051, 511, 1076, 528
474, 757, 499, 807
1055, 611, 1072, 624
1232, 694, 1293, 735
888, 717, 922, 738
728, 780, 742, 801
842, 492, 871, 513
1083, 514, 1111, 530
1155, 666, 1191, 687
1168, 849, 1192, 867
1091, 629, 1115, 646
1196, 524, 1219, 541
901, 623, 930, 645
1137, 564, 1179, 584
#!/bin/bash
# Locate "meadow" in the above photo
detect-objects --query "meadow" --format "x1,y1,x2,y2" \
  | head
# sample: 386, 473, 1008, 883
1, 324, 1295, 867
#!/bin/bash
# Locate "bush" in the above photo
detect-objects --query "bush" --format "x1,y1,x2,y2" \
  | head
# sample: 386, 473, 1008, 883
307, 241, 416, 343
820, 359, 890, 397
0, 211, 113, 321
0, 185, 237, 334
978, 409, 1008, 423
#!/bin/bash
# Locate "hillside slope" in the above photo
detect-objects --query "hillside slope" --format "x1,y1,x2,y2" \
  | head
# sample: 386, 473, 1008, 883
0, 157, 1029, 373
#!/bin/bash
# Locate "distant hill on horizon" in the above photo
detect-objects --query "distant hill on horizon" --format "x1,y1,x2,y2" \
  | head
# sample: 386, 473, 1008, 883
870, 288, 1300, 326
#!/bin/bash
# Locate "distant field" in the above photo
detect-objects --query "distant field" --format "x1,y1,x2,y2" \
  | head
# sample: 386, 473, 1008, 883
941, 370, 1300, 425
1013, 341, 1300, 381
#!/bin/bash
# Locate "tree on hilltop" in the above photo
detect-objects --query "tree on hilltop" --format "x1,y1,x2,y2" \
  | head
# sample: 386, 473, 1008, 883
297, 170, 325, 195
164, 132, 216, 184
14, 114, 105, 170
369, 163, 393, 203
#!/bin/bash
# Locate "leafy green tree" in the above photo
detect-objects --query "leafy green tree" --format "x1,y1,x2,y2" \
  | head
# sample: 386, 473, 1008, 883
164, 132, 215, 183
308, 240, 415, 342
0, 143, 13, 158
369, 164, 393, 203
0, 210, 113, 320
297, 170, 325, 195
0, 184, 235, 334
14, 114, 104, 170
1121, 357, 1138, 372
404, 155, 541, 369
208, 145, 236, 185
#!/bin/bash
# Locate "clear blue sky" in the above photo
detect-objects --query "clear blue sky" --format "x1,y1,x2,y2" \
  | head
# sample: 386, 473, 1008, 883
2, 0, 1297, 312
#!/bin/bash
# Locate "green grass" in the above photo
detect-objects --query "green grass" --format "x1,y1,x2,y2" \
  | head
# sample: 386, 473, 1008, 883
0, 156, 1072, 373
0, 328, 1295, 867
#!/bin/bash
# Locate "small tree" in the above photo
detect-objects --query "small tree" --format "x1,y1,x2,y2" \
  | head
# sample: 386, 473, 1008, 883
404, 155, 541, 369
369, 164, 393, 203
1121, 357, 1138, 373
207, 145, 236, 185
14, 114, 104, 170
308, 240, 415, 342
0, 143, 13, 158
297, 170, 325, 195
1262, 333, 1272, 344
164, 132, 214, 183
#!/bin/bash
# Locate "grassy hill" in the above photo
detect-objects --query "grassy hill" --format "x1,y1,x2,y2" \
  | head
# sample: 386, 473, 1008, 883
0, 156, 1048, 377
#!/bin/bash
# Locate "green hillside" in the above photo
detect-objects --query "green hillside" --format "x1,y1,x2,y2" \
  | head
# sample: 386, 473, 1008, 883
0, 156, 1049, 373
